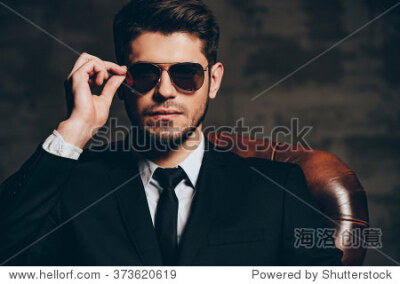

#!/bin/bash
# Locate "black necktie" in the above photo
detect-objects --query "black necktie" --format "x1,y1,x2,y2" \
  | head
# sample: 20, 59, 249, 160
152, 166, 187, 265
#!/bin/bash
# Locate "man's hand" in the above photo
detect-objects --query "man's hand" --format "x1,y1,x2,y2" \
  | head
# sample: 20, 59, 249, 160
57, 53, 127, 148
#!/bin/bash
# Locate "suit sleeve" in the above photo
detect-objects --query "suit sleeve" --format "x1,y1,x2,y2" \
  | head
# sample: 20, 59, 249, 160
0, 144, 78, 264
280, 164, 343, 265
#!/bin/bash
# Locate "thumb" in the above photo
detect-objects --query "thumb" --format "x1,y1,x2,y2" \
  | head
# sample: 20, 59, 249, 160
101, 75, 126, 102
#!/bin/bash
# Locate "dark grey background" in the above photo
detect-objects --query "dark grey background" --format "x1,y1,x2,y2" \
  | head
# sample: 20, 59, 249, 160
0, 0, 399, 265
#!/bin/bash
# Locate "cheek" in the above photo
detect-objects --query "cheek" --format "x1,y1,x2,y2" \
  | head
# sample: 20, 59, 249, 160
186, 93, 208, 117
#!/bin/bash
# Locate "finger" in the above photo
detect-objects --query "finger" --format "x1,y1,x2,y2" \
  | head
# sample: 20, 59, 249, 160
68, 52, 98, 79
88, 78, 96, 88
96, 70, 108, 86
72, 60, 107, 87
103, 61, 127, 75
68, 54, 126, 82
69, 53, 112, 79
100, 75, 126, 103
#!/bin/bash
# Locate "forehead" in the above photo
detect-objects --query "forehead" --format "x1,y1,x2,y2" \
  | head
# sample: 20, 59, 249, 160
128, 32, 207, 64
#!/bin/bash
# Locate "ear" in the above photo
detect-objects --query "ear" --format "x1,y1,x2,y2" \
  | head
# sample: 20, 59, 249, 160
208, 62, 224, 100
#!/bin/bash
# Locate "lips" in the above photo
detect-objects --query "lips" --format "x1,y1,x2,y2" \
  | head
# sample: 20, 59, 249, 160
148, 109, 183, 115
148, 109, 183, 120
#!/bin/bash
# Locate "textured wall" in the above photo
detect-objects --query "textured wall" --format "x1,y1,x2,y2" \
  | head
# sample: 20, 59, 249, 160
0, 0, 399, 265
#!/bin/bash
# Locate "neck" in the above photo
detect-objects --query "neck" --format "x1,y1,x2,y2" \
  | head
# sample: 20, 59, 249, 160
140, 126, 203, 168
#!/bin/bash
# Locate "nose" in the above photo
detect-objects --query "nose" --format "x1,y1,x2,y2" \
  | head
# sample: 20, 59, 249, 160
155, 70, 176, 100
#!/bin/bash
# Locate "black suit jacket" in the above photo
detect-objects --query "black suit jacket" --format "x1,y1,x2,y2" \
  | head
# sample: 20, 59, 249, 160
0, 138, 343, 265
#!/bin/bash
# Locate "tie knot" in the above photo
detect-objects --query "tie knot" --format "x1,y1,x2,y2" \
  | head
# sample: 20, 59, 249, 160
153, 166, 187, 190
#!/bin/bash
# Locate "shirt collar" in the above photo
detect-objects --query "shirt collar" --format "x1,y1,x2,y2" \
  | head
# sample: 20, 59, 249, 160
137, 132, 205, 189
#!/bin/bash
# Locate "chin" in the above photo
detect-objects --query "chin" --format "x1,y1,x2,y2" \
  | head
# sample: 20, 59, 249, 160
140, 124, 198, 151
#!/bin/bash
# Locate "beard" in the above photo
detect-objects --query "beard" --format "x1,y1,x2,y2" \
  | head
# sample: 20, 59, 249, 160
127, 97, 209, 153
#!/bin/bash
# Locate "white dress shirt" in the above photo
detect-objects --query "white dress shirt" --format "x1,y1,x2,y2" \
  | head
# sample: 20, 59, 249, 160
136, 133, 205, 244
42, 130, 83, 160
42, 130, 205, 244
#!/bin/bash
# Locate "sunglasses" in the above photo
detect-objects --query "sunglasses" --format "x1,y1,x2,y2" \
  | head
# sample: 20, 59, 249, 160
126, 62, 209, 94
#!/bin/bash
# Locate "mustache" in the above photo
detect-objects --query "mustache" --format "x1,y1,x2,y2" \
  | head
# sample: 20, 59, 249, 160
143, 101, 188, 115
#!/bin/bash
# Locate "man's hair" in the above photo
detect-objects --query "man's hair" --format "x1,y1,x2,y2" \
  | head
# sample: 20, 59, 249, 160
113, 0, 220, 66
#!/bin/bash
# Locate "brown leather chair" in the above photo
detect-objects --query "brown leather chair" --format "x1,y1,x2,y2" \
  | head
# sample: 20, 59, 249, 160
206, 132, 369, 265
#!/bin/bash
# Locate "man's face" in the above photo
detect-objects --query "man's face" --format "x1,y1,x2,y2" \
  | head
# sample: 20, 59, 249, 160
123, 32, 220, 145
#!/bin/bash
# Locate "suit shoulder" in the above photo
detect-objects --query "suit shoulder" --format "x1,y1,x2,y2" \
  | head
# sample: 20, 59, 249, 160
217, 150, 303, 185
75, 140, 128, 169
221, 150, 299, 173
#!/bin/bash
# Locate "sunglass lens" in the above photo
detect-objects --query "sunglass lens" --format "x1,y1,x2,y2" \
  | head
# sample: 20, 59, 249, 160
129, 63, 160, 93
169, 63, 205, 92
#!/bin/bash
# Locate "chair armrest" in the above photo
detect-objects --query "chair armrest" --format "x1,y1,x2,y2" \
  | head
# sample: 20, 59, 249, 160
207, 132, 369, 265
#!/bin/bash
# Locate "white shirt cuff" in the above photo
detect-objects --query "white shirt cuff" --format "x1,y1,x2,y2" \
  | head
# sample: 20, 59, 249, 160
42, 130, 83, 160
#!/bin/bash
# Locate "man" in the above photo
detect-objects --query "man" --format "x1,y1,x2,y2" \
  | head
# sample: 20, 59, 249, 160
0, 0, 343, 265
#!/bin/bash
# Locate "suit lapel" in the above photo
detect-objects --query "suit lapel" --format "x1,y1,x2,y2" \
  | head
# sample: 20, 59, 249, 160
103, 137, 231, 266
177, 140, 228, 265
106, 147, 163, 265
